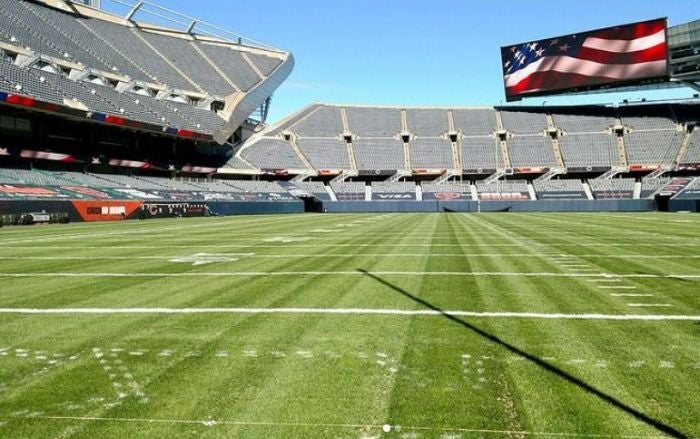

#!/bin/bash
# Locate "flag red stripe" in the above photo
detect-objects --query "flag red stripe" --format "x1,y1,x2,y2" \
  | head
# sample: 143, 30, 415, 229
507, 71, 631, 96
583, 29, 665, 53
589, 20, 665, 41
577, 42, 667, 65
504, 56, 667, 88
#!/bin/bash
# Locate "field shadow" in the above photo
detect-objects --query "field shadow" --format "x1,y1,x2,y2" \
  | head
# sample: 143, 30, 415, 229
358, 269, 689, 438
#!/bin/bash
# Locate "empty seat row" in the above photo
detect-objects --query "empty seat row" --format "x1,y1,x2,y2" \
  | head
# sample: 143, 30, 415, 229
533, 179, 583, 193
508, 136, 558, 167
680, 130, 700, 164
371, 181, 416, 193
641, 178, 671, 197
0, 0, 281, 99
196, 43, 262, 92
421, 183, 471, 193
625, 130, 683, 165
139, 31, 235, 97
330, 181, 365, 193
588, 178, 635, 197
297, 138, 351, 169
346, 107, 402, 137
293, 105, 345, 138
291, 181, 328, 195
353, 139, 405, 170
559, 133, 619, 168
460, 137, 500, 169
476, 181, 529, 192
501, 111, 548, 134
0, 168, 67, 185
410, 138, 453, 168
239, 138, 306, 169
0, 60, 226, 133
0, 168, 314, 196
553, 114, 615, 133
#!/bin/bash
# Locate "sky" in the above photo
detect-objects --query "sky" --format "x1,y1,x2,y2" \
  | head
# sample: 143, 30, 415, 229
103, 0, 700, 123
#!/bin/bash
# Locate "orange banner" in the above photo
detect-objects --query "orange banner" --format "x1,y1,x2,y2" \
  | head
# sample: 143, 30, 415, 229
70, 200, 143, 222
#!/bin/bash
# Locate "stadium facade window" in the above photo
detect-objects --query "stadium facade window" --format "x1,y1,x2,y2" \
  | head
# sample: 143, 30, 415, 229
0, 115, 32, 135
167, 94, 188, 104
86, 74, 107, 86
133, 86, 152, 97
211, 101, 225, 113
32, 60, 59, 74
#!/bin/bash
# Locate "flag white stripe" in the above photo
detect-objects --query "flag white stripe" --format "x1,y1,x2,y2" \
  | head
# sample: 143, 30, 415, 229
504, 56, 666, 87
582, 29, 665, 54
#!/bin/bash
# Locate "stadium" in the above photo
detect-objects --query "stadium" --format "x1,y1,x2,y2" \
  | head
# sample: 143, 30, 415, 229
0, 0, 698, 437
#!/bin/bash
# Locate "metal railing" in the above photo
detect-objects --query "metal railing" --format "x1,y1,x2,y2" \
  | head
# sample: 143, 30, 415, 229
72, 0, 283, 52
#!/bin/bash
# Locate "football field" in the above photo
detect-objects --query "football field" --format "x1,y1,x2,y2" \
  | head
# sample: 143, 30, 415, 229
0, 212, 698, 438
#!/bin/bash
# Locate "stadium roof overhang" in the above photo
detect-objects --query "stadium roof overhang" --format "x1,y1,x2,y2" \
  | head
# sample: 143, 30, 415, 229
34, 0, 295, 144
213, 53, 295, 144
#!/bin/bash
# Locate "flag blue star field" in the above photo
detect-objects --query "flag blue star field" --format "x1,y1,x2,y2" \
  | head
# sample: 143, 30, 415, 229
501, 19, 668, 100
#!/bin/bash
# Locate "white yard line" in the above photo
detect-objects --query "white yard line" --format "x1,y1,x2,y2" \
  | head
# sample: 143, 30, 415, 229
0, 215, 361, 244
0, 254, 698, 261
0, 307, 697, 321
610, 294, 655, 297
627, 304, 674, 308
3, 244, 700, 250
11, 414, 670, 438
0, 271, 697, 279
588, 279, 623, 283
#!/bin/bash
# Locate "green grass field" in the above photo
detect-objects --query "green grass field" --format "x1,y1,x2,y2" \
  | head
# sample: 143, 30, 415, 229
0, 212, 698, 438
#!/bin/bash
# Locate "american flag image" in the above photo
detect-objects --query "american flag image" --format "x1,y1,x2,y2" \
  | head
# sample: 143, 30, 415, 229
501, 19, 668, 100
